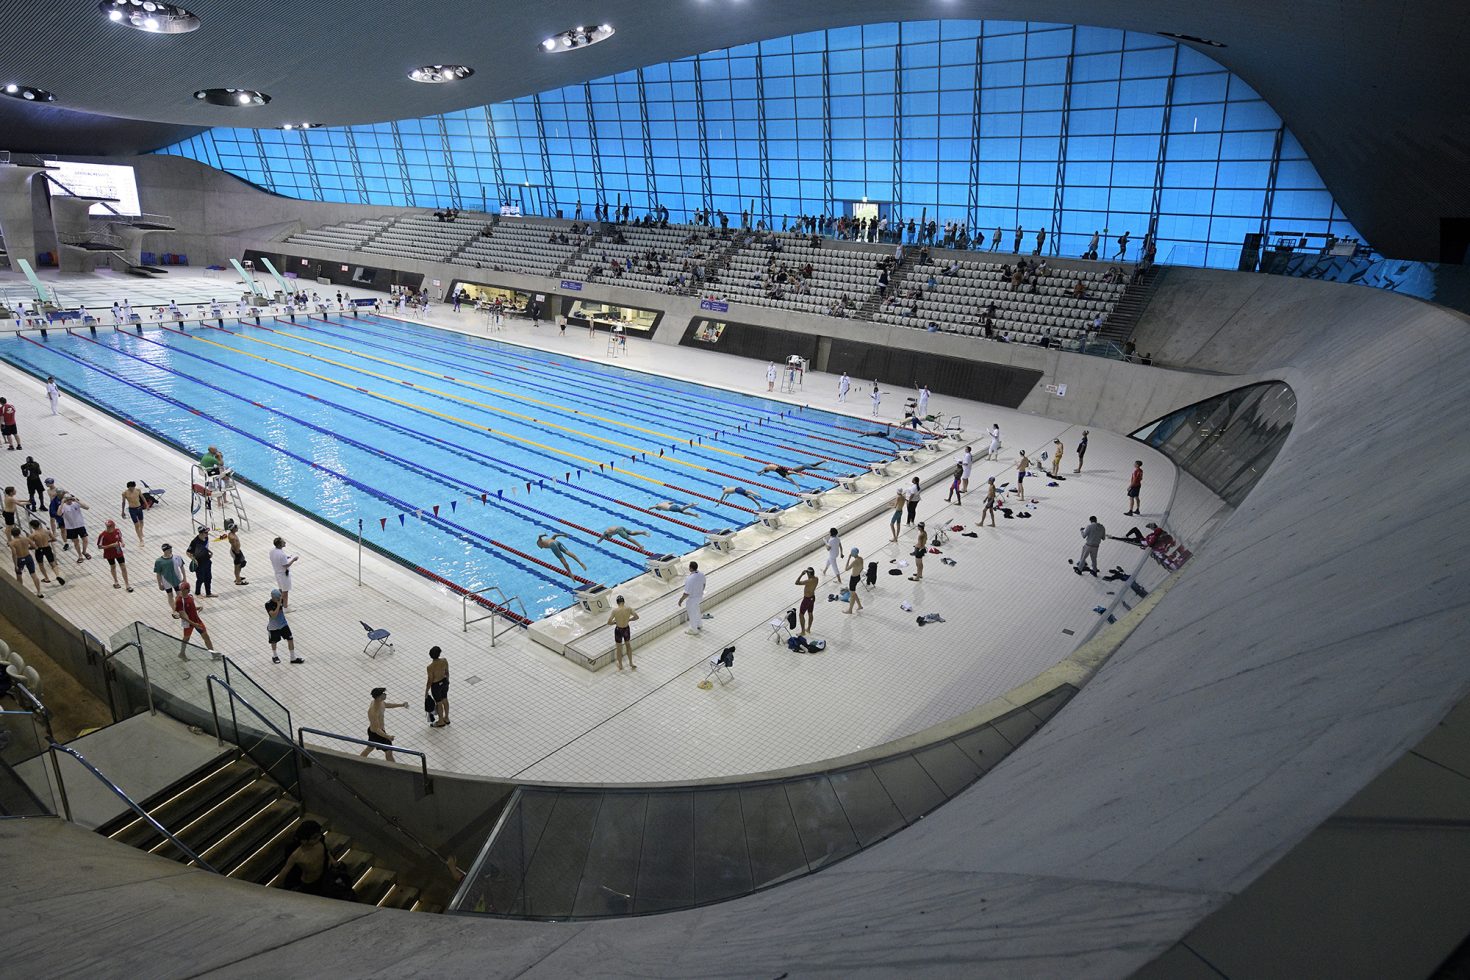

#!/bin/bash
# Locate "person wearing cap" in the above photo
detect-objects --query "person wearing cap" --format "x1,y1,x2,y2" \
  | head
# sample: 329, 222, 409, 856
174, 581, 213, 659
844, 546, 866, 614
154, 543, 187, 617
360, 688, 408, 762
265, 588, 301, 664
45, 480, 64, 541
186, 526, 214, 597
96, 519, 132, 592
0, 397, 21, 451
909, 522, 928, 581
57, 494, 91, 562
269, 536, 298, 609
606, 596, 639, 671
1074, 430, 1090, 473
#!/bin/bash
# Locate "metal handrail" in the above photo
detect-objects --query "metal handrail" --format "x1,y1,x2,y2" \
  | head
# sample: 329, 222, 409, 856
205, 674, 450, 869
223, 657, 291, 735
46, 742, 220, 874
296, 726, 433, 795
462, 585, 527, 646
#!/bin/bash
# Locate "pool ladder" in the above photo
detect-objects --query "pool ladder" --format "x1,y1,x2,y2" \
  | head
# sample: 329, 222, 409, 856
462, 585, 528, 646
189, 463, 251, 534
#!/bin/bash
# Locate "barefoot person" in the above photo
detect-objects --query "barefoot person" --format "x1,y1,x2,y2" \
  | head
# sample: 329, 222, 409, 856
58, 494, 92, 562
719, 485, 764, 505
121, 481, 147, 546
96, 520, 133, 592
9, 526, 43, 599
909, 522, 929, 581
1126, 460, 1143, 515
980, 477, 998, 527
888, 488, 905, 543
425, 646, 450, 726
0, 397, 21, 451
758, 461, 825, 485
651, 500, 698, 514
1074, 430, 1089, 473
607, 596, 639, 671
795, 567, 819, 634
27, 519, 63, 585
228, 525, 248, 585
360, 688, 407, 763
843, 547, 865, 614
536, 532, 586, 572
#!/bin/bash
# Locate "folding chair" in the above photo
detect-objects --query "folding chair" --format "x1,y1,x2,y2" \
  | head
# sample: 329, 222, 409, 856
767, 617, 792, 644
361, 621, 393, 658
699, 646, 736, 688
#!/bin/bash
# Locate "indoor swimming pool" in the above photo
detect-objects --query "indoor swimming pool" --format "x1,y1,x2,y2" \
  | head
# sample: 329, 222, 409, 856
2, 315, 906, 614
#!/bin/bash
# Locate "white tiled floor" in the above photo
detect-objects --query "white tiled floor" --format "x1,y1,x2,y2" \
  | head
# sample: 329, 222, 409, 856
0, 271, 1176, 783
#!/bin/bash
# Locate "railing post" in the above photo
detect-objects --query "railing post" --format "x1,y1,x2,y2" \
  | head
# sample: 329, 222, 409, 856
206, 678, 224, 746
47, 745, 73, 822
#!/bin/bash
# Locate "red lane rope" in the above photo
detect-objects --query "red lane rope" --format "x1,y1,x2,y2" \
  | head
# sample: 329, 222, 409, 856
616, 500, 711, 535
414, 567, 533, 626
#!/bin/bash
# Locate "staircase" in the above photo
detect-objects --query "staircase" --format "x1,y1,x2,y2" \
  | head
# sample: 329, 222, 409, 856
1099, 265, 1165, 346
97, 751, 442, 912
551, 231, 603, 279
855, 254, 914, 321
692, 234, 744, 295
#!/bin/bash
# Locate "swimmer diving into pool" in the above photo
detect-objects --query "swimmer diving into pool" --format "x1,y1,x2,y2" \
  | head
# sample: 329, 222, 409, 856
758, 460, 825, 485
651, 501, 699, 514
598, 526, 650, 544
536, 533, 586, 572
720, 486, 764, 505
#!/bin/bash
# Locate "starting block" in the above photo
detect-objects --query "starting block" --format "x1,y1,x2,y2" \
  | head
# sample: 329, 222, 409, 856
705, 529, 737, 553
646, 555, 683, 582
896, 449, 917, 463
757, 509, 784, 530
922, 438, 944, 452
869, 460, 891, 477
836, 474, 862, 492
575, 584, 612, 615
796, 492, 823, 510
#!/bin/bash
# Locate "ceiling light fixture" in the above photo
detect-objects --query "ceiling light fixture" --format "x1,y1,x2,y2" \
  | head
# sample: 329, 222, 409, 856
192, 87, 271, 107
538, 23, 615, 54
407, 64, 474, 84
280, 122, 321, 130
1, 83, 56, 103
99, 0, 200, 34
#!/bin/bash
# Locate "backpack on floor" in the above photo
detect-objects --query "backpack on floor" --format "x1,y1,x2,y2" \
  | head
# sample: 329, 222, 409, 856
786, 608, 798, 630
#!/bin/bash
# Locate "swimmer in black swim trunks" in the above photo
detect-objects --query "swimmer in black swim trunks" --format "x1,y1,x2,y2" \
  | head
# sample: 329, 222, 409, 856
758, 460, 825, 485
719, 486, 763, 505
598, 526, 650, 544
651, 501, 699, 514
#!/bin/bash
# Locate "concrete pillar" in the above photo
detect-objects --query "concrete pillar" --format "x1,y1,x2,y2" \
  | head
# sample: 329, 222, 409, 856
0, 167, 40, 269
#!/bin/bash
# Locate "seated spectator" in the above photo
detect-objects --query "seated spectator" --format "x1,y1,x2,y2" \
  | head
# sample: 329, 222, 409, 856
1072, 279, 1087, 299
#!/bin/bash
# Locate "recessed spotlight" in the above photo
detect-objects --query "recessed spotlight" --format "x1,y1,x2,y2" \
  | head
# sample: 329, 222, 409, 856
279, 122, 321, 130
538, 23, 615, 54
99, 0, 200, 34
407, 64, 474, 84
1, 83, 56, 103
192, 87, 271, 107
1159, 31, 1227, 47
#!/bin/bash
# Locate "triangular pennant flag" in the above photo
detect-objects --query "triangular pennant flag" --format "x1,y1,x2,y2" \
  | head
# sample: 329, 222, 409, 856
525, 482, 531, 493
450, 500, 457, 512
380, 517, 387, 530
398, 514, 405, 526
481, 493, 488, 503
432, 504, 440, 516
565, 472, 571, 481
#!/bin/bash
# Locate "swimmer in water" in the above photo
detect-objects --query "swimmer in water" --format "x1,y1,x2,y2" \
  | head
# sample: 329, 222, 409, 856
720, 486, 763, 504
758, 460, 825, 485
651, 501, 699, 514
535, 532, 586, 572
598, 526, 650, 544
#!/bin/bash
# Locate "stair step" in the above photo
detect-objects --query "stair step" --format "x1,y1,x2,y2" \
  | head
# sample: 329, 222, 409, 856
106, 756, 257, 849
232, 813, 313, 885
353, 867, 398, 905
205, 797, 300, 875
377, 882, 421, 910
150, 779, 281, 862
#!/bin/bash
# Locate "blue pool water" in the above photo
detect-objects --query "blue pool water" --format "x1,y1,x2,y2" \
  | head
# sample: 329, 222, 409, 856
3, 315, 910, 615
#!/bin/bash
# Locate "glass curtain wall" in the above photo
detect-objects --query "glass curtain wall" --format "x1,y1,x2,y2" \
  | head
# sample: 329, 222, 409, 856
159, 20, 1358, 269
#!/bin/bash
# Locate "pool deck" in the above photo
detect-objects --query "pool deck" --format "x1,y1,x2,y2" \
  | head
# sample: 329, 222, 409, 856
0, 271, 1176, 783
